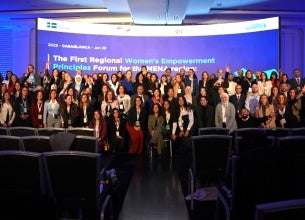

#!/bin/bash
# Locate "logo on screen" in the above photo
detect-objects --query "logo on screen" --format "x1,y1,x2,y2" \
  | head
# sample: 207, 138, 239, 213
246, 22, 266, 31
47, 22, 57, 29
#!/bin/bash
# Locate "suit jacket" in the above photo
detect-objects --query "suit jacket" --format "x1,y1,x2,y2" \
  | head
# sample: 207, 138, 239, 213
196, 104, 214, 128
229, 93, 246, 114
30, 101, 44, 128
108, 117, 126, 141
289, 77, 305, 91
215, 102, 237, 134
127, 106, 147, 129
130, 94, 149, 110
59, 103, 80, 128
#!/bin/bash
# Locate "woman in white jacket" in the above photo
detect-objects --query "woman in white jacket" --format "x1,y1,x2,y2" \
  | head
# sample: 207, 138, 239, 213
0, 91, 15, 127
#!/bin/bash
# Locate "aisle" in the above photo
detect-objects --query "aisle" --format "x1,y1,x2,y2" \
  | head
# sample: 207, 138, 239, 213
118, 155, 189, 220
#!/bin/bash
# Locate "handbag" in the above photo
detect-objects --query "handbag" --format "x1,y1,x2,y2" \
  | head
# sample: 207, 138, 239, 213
104, 139, 110, 152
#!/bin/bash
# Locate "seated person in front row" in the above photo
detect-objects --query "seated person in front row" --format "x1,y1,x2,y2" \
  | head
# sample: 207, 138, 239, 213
237, 107, 271, 129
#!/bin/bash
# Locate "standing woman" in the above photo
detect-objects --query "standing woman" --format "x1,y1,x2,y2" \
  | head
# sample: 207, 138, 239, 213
98, 84, 110, 104
184, 69, 199, 97
108, 108, 126, 154
275, 93, 299, 128
255, 94, 276, 128
59, 94, 80, 128
258, 72, 272, 96
198, 71, 211, 91
122, 70, 134, 96
79, 93, 94, 127
49, 68, 62, 93
101, 90, 119, 119
162, 100, 177, 141
43, 89, 61, 128
148, 103, 165, 155
148, 88, 163, 111
268, 86, 280, 106
172, 74, 186, 98
30, 90, 45, 128
89, 110, 108, 153
126, 96, 146, 154
116, 85, 131, 116
133, 72, 147, 95
0, 91, 15, 127
159, 74, 171, 98
287, 88, 302, 126
10, 81, 22, 104
215, 93, 237, 134
108, 73, 120, 95
270, 71, 280, 88
172, 96, 194, 152
7, 74, 19, 94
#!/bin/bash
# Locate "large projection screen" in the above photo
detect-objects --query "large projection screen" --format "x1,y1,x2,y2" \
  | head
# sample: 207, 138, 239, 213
36, 17, 279, 77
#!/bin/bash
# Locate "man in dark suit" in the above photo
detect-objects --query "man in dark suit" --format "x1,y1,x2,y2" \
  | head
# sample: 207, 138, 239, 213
229, 84, 246, 117
130, 85, 149, 110
289, 69, 305, 92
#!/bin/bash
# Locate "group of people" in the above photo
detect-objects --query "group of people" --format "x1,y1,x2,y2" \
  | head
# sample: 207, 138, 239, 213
1, 64, 305, 155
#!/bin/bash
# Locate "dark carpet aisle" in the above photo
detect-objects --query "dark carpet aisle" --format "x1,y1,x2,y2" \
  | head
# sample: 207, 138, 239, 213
108, 150, 217, 220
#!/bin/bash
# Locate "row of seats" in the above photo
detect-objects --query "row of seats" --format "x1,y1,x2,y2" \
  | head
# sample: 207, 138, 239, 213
0, 126, 95, 137
0, 150, 112, 220
198, 126, 305, 137
0, 134, 98, 153
187, 134, 305, 219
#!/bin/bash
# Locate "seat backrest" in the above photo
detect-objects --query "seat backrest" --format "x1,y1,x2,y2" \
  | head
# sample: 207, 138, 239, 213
21, 136, 52, 153
0, 150, 44, 194
290, 127, 305, 136
0, 127, 8, 135
255, 198, 305, 220
235, 128, 273, 154
277, 136, 305, 154
71, 135, 98, 153
191, 135, 232, 184
66, 128, 95, 137
231, 148, 277, 220
9, 126, 37, 136
43, 151, 101, 210
198, 127, 229, 136
0, 135, 22, 150
264, 128, 291, 138
36, 127, 66, 136
49, 132, 76, 151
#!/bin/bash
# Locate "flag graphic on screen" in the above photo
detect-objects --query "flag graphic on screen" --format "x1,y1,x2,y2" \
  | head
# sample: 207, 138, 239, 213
47, 22, 57, 29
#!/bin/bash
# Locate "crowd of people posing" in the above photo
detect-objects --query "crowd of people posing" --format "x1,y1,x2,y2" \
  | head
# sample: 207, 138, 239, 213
1, 64, 305, 155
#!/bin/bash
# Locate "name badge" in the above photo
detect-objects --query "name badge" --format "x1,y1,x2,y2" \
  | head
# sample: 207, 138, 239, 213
166, 124, 170, 130
119, 104, 124, 110
116, 131, 120, 137
68, 119, 72, 125
178, 88, 181, 93
281, 118, 286, 124
83, 117, 87, 123
23, 107, 28, 113
248, 88, 252, 93
38, 114, 42, 120
135, 120, 140, 127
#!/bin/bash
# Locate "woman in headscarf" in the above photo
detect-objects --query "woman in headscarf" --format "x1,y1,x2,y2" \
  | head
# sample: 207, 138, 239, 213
215, 92, 237, 134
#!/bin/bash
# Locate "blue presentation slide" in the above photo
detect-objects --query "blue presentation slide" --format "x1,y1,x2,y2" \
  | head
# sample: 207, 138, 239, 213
37, 18, 279, 77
